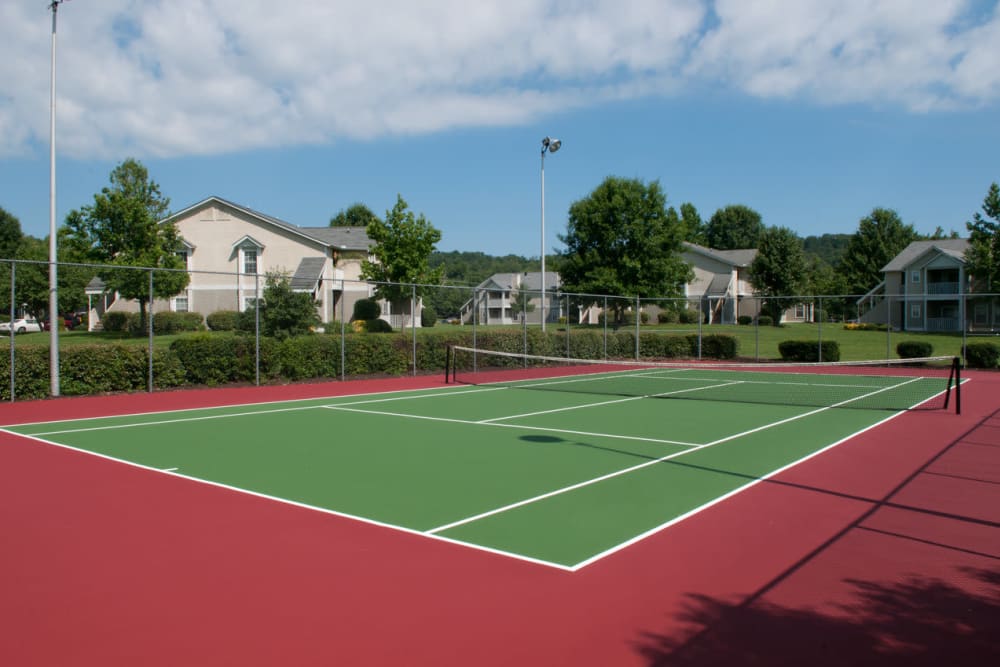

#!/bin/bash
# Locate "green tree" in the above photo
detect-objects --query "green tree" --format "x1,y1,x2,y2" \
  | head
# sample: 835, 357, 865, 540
705, 204, 764, 250
750, 226, 808, 324
361, 195, 444, 322
62, 158, 189, 329
245, 271, 320, 338
558, 176, 693, 321
330, 203, 381, 227
839, 208, 919, 296
510, 289, 535, 322
679, 202, 707, 245
0, 206, 23, 259
965, 182, 1000, 290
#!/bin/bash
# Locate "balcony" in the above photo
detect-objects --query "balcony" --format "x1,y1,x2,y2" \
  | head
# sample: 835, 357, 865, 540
926, 282, 960, 295
926, 317, 960, 332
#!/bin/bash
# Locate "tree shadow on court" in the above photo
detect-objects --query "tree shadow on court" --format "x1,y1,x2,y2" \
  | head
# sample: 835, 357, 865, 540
634, 566, 1000, 666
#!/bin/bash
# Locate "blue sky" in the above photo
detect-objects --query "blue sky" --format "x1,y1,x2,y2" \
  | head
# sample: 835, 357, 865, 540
1, 1, 998, 258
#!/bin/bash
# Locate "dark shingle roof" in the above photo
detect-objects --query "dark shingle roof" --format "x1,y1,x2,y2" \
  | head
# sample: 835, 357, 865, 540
881, 239, 969, 272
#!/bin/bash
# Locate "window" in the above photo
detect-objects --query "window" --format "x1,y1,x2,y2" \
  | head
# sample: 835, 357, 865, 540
173, 296, 189, 313
243, 249, 258, 275
911, 270, 921, 283
176, 249, 190, 270
911, 303, 921, 319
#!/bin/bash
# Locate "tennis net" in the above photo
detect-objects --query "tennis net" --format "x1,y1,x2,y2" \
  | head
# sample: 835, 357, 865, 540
446, 346, 962, 413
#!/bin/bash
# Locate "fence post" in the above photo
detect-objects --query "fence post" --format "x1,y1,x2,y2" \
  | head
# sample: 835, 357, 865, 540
9, 262, 15, 402
603, 296, 608, 360
754, 297, 760, 361
697, 298, 703, 360
340, 282, 346, 381
634, 295, 640, 360
148, 269, 154, 393
886, 294, 892, 362
254, 271, 261, 386
412, 283, 417, 376
817, 296, 823, 363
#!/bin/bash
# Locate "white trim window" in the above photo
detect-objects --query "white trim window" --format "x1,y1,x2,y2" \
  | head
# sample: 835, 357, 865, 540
911, 270, 921, 284
911, 303, 922, 319
172, 295, 189, 312
243, 248, 258, 275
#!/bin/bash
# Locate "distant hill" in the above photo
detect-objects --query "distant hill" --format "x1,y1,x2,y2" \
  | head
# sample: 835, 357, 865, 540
802, 233, 851, 267
429, 250, 538, 286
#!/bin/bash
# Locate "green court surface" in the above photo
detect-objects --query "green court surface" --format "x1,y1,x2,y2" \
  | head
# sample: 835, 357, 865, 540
1, 366, 957, 569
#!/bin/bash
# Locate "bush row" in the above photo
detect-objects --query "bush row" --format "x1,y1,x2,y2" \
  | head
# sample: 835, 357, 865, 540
964, 341, 1000, 369
778, 340, 842, 362
0, 329, 740, 400
102, 311, 206, 335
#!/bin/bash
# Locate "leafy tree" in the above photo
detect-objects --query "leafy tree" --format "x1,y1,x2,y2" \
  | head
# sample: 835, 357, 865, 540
557, 176, 693, 321
839, 208, 919, 296
705, 204, 764, 250
361, 195, 444, 321
0, 206, 23, 259
510, 289, 535, 322
965, 182, 1000, 290
804, 256, 851, 321
247, 271, 319, 338
679, 202, 707, 244
802, 233, 851, 268
750, 226, 808, 324
62, 158, 189, 328
330, 203, 381, 227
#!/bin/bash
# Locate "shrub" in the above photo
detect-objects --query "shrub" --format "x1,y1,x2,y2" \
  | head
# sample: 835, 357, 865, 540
963, 341, 1000, 369
756, 315, 773, 327
896, 340, 933, 359
352, 298, 381, 321
100, 311, 130, 333
678, 309, 700, 324
737, 315, 753, 326
778, 340, 840, 362
657, 310, 679, 324
365, 318, 394, 333
692, 334, 739, 359
420, 305, 437, 328
207, 310, 241, 331
152, 311, 204, 334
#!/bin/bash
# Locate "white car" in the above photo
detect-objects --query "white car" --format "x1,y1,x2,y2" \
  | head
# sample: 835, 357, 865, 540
0, 318, 43, 334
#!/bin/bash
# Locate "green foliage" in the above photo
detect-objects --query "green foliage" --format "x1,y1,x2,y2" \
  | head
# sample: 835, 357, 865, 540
170, 334, 275, 385
757, 315, 774, 326
705, 205, 763, 250
963, 341, 999, 369
657, 310, 679, 324
330, 203, 380, 227
101, 311, 130, 333
558, 176, 693, 320
751, 226, 808, 324
257, 271, 321, 338
778, 340, 841, 362
679, 202, 706, 245
420, 305, 437, 327
964, 182, 1000, 290
678, 309, 701, 324
206, 310, 241, 331
152, 311, 204, 334
691, 334, 739, 359
802, 233, 851, 268
62, 158, 190, 327
361, 318, 394, 333
362, 195, 444, 304
352, 298, 381, 320
896, 340, 933, 358
839, 208, 920, 296
0, 206, 24, 259
738, 315, 753, 325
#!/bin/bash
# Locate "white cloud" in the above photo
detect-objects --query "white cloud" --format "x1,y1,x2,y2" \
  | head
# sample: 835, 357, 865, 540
0, 0, 997, 160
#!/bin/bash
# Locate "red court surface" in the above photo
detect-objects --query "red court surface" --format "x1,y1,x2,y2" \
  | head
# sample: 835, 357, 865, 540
1, 372, 998, 666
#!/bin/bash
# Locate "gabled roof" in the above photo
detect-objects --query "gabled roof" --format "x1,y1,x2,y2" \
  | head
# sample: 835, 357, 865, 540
163, 196, 373, 251
474, 271, 561, 291
683, 242, 757, 267
881, 239, 969, 272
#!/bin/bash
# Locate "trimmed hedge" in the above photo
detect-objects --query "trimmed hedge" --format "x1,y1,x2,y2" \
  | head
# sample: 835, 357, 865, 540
0, 328, 742, 400
737, 315, 753, 325
778, 340, 841, 362
207, 310, 241, 331
963, 341, 1000, 369
896, 340, 933, 359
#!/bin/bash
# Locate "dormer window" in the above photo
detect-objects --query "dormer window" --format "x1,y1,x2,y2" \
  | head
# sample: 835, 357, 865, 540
231, 235, 265, 275
243, 248, 258, 274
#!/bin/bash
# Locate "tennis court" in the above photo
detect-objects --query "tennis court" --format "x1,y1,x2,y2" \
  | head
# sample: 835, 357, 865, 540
1, 351, 963, 570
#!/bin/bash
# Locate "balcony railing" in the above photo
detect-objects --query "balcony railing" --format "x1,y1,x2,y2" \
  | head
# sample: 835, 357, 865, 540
926, 282, 960, 294
926, 317, 960, 331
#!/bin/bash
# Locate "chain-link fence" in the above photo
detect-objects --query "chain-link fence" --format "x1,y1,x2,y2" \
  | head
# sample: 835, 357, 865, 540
2, 258, 997, 401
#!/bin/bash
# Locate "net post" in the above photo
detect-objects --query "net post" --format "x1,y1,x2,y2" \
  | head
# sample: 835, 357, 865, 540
955, 356, 961, 415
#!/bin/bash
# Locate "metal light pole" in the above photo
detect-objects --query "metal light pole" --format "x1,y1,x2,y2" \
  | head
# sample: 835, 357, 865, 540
540, 136, 560, 332
49, 0, 68, 397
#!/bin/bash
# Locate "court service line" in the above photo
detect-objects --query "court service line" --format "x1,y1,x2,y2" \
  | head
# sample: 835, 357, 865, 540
425, 376, 924, 535
320, 405, 701, 447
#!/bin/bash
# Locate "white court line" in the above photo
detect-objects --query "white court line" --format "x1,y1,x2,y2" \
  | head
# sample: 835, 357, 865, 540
476, 379, 746, 424
320, 405, 701, 447
425, 376, 924, 536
